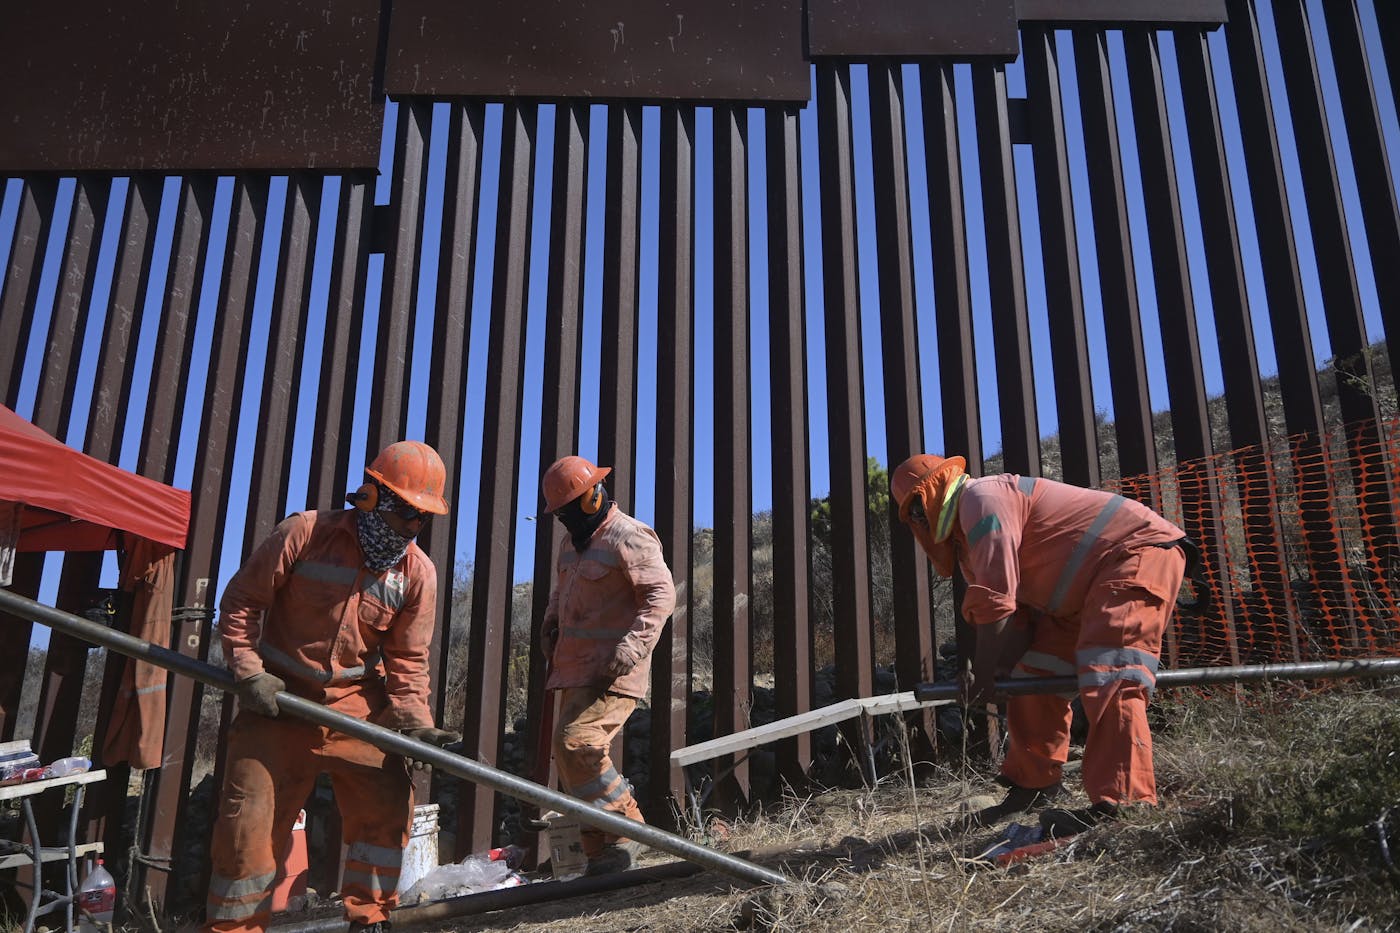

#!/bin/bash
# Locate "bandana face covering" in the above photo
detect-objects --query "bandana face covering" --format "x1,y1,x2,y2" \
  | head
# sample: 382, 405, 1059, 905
356, 486, 415, 571
556, 485, 612, 551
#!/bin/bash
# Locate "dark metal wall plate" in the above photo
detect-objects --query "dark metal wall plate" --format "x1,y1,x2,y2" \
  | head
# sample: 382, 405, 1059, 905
384, 0, 810, 101
808, 0, 1020, 59
0, 1, 385, 172
1015, 0, 1227, 27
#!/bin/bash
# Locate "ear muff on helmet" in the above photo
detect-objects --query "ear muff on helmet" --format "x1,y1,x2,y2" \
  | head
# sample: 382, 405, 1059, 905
347, 482, 379, 512
580, 482, 604, 515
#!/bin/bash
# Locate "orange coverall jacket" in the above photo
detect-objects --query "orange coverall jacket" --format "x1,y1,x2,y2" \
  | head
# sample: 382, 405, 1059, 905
952, 474, 1184, 624
543, 505, 676, 698
219, 509, 437, 729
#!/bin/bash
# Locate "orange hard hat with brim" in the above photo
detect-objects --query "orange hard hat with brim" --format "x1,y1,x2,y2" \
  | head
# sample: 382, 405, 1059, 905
891, 453, 965, 515
366, 441, 451, 515
542, 455, 611, 513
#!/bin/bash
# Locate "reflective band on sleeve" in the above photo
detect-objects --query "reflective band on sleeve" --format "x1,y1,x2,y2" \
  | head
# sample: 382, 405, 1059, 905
1045, 495, 1125, 614
294, 561, 360, 585
1077, 646, 1160, 673
134, 683, 167, 696
1018, 475, 1037, 496
559, 624, 634, 641
966, 513, 1002, 548
1013, 650, 1076, 676
1078, 668, 1157, 691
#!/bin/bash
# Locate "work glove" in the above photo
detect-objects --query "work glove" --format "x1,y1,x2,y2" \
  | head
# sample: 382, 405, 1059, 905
235, 672, 285, 718
401, 726, 463, 771
605, 645, 637, 679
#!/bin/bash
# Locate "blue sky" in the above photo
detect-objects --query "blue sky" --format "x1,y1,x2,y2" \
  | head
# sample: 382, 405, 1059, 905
2, 2, 1397, 641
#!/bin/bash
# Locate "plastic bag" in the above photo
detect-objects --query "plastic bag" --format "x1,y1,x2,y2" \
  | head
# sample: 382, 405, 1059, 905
400, 855, 525, 905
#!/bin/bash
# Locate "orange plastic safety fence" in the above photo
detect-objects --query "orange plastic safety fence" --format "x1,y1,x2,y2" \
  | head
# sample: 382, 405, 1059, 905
1105, 417, 1400, 668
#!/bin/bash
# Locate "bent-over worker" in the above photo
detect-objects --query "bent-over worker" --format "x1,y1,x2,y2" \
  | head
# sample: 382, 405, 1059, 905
205, 441, 460, 933
538, 456, 676, 875
891, 454, 1188, 836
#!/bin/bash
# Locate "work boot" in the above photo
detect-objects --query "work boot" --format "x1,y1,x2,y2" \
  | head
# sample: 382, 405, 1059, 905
959, 781, 1064, 830
1039, 801, 1121, 839
585, 839, 645, 876
348, 922, 390, 933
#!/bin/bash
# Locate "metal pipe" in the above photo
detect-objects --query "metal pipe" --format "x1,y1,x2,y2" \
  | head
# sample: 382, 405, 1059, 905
914, 657, 1400, 703
0, 588, 789, 888
270, 861, 704, 933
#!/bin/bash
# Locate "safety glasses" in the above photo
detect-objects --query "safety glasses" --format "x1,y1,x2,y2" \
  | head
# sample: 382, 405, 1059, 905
385, 498, 430, 524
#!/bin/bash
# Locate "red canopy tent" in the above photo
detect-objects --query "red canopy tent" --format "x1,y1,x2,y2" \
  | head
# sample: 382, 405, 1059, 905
0, 404, 191, 768
0, 404, 188, 554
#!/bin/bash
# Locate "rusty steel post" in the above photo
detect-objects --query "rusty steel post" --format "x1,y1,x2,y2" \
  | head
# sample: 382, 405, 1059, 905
459, 102, 537, 857
764, 104, 813, 789
652, 103, 696, 820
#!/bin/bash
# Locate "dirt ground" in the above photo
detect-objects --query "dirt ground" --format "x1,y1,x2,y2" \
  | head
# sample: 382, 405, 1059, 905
394, 684, 1400, 933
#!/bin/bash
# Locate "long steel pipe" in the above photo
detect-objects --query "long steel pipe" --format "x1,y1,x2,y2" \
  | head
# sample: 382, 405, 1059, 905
0, 588, 789, 888
914, 657, 1400, 702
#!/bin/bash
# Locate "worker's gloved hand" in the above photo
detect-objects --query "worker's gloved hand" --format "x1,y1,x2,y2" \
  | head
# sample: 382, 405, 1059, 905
235, 672, 285, 718
401, 726, 463, 771
605, 645, 637, 678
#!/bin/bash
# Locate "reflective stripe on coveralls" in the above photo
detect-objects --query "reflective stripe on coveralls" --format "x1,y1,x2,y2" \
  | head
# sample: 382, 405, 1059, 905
1013, 650, 1077, 700
1044, 495, 1125, 615
207, 871, 275, 921
343, 840, 406, 897
1078, 645, 1160, 696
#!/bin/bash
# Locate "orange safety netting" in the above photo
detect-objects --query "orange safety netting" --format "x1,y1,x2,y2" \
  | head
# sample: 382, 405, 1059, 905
1105, 417, 1400, 668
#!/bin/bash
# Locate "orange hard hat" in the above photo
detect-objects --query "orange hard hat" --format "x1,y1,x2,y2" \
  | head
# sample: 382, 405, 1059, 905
890, 453, 963, 512
366, 441, 451, 515
542, 455, 611, 513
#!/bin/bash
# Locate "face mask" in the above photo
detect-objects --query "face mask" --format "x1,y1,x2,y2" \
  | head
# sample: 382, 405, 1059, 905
355, 487, 415, 571
555, 484, 611, 550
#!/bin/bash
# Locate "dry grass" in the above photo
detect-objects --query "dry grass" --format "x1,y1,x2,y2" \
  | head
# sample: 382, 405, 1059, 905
420, 682, 1400, 932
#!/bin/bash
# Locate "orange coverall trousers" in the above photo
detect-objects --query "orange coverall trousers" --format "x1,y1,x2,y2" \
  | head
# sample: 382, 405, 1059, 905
203, 712, 413, 932
1000, 544, 1186, 806
553, 687, 646, 857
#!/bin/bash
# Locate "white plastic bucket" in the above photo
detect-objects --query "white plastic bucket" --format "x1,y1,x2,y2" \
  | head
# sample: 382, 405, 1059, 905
396, 804, 440, 895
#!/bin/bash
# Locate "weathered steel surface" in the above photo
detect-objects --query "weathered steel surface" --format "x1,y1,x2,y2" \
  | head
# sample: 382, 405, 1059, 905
764, 105, 813, 788
306, 177, 374, 511
651, 104, 696, 817
1, 179, 59, 409
1071, 31, 1158, 487
1022, 29, 1097, 488
919, 61, 982, 471
423, 103, 485, 724
712, 104, 753, 805
814, 64, 874, 721
527, 103, 587, 810
1015, 0, 1226, 25
386, 0, 809, 101
599, 104, 643, 512
866, 63, 935, 711
972, 63, 1039, 477
459, 103, 536, 856
809, 0, 1018, 58
368, 102, 431, 455
0, 1, 384, 171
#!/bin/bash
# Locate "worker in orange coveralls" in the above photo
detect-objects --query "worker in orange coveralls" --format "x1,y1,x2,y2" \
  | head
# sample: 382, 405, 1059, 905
891, 454, 1189, 837
204, 442, 461, 933
538, 455, 676, 875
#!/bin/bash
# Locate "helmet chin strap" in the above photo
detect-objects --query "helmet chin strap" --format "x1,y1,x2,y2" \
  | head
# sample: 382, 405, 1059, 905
556, 485, 612, 550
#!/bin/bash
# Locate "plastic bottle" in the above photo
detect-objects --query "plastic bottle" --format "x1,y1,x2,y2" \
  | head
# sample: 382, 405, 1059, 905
44, 756, 91, 778
77, 857, 116, 931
